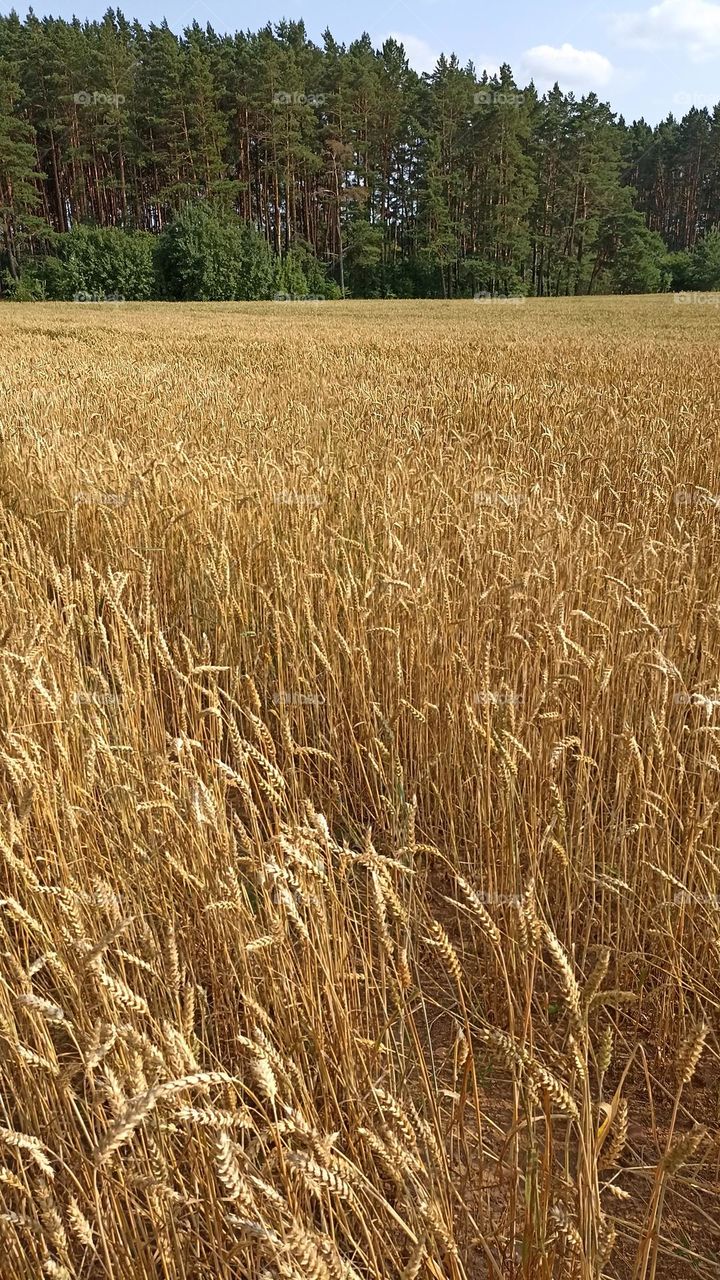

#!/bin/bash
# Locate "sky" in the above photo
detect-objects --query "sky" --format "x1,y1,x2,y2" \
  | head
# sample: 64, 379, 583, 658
14, 0, 720, 123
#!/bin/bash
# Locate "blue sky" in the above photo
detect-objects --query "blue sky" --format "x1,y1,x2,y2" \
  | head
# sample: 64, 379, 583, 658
15, 0, 720, 122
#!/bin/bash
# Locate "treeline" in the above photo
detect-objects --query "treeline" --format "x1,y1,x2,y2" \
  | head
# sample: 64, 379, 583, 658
2, 9, 720, 300
21, 207, 340, 300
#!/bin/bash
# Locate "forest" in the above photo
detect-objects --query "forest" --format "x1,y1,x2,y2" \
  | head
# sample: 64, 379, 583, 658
2, 9, 720, 299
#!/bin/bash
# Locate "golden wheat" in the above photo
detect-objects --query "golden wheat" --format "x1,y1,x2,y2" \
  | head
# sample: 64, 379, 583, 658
0, 297, 717, 1279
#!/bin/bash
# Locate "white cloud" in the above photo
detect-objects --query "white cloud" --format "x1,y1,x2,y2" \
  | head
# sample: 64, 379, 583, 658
614, 0, 720, 59
381, 33, 440, 74
521, 42, 614, 89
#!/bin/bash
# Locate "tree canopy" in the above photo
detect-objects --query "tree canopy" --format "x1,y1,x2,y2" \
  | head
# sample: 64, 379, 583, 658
1, 11, 719, 299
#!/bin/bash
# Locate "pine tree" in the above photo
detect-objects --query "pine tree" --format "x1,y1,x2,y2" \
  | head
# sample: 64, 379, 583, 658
0, 55, 43, 287
2, 10, 720, 300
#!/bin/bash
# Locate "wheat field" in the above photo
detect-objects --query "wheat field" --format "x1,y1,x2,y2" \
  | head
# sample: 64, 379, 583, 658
0, 297, 718, 1279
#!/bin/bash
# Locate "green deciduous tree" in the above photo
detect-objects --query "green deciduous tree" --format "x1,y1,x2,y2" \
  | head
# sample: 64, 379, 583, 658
155, 202, 275, 299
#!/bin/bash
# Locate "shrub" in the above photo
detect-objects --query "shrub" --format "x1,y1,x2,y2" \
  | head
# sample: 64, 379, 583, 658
52, 226, 157, 300
155, 204, 276, 301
